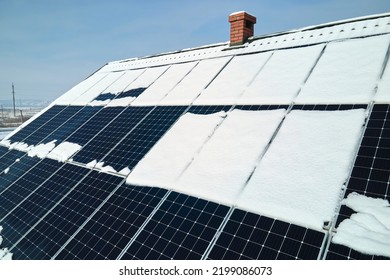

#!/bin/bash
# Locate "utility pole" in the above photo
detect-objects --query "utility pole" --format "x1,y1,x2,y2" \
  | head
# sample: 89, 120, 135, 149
12, 83, 16, 117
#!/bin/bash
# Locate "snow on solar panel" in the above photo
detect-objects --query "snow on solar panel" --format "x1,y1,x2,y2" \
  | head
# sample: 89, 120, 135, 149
53, 72, 107, 105
237, 44, 324, 105
126, 111, 226, 188
89, 69, 145, 106
296, 34, 390, 104
160, 57, 232, 105
99, 106, 188, 173
237, 109, 366, 231
173, 109, 286, 205
326, 104, 390, 259
131, 62, 197, 106
107, 66, 169, 107
70, 71, 125, 105
375, 57, 390, 103
193, 52, 272, 105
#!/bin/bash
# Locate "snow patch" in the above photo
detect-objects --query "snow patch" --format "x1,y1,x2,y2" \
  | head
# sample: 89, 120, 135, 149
100, 165, 117, 174
296, 35, 390, 104
9, 141, 29, 152
47, 142, 82, 162
0, 139, 11, 147
193, 52, 272, 105
127, 111, 227, 187
237, 109, 366, 231
333, 192, 390, 257
119, 167, 131, 176
173, 109, 286, 205
160, 57, 232, 105
86, 160, 97, 168
27, 140, 56, 159
4, 168, 10, 174
0, 226, 12, 260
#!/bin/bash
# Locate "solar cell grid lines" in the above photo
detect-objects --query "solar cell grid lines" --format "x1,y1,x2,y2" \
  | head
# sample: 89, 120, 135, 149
325, 104, 390, 260
55, 185, 167, 260
72, 106, 153, 165
21, 106, 84, 146
0, 162, 89, 249
65, 107, 125, 146
0, 159, 64, 220
7, 106, 66, 143
100, 106, 189, 172
9, 170, 123, 260
207, 209, 325, 260
0, 156, 41, 192
42, 106, 101, 144
121, 192, 230, 260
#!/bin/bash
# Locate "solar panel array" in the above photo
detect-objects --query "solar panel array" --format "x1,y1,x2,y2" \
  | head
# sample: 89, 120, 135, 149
1, 15, 390, 260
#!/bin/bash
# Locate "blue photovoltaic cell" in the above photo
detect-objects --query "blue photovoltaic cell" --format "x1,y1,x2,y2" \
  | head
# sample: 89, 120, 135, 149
10, 171, 123, 260
65, 107, 126, 146
72, 106, 153, 164
0, 148, 25, 172
22, 106, 83, 145
292, 104, 368, 111
121, 192, 230, 260
0, 156, 41, 192
0, 162, 89, 248
101, 106, 188, 171
42, 106, 101, 144
235, 104, 289, 111
94, 92, 116, 101
188, 105, 232, 115
0, 159, 62, 219
326, 104, 390, 260
8, 106, 66, 143
116, 87, 147, 98
207, 209, 325, 260
56, 185, 167, 260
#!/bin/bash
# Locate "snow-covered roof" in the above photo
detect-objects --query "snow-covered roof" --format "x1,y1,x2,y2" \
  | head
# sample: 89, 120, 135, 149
1, 13, 390, 260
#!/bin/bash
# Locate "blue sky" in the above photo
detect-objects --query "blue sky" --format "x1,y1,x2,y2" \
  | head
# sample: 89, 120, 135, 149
1, 0, 389, 102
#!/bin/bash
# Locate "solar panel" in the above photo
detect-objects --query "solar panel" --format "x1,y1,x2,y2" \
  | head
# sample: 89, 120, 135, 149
121, 192, 230, 260
0, 156, 41, 192
0, 162, 89, 249
43, 106, 100, 144
72, 106, 153, 164
100, 106, 189, 171
9, 171, 123, 260
21, 106, 84, 145
0, 159, 63, 219
8, 106, 66, 143
206, 209, 325, 260
325, 104, 390, 260
65, 107, 125, 146
55, 185, 167, 260
0, 148, 25, 172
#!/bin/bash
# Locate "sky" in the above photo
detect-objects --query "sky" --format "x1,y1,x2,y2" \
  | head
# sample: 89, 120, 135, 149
0, 0, 389, 103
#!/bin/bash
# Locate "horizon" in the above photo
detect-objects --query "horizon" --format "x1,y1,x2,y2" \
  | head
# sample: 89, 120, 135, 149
1, 0, 389, 102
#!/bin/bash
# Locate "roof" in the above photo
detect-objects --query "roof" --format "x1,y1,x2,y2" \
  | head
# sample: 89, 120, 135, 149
0, 13, 390, 260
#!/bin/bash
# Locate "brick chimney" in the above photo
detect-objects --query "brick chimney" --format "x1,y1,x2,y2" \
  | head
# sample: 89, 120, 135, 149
229, 11, 256, 46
